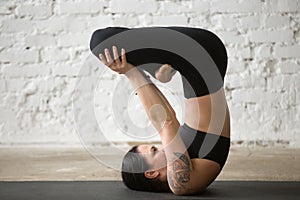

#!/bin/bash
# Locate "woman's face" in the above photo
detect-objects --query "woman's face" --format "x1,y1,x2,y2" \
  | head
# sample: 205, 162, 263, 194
136, 144, 167, 171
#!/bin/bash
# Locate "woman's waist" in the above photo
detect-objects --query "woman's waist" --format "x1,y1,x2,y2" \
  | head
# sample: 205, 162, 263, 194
183, 119, 230, 138
184, 89, 230, 138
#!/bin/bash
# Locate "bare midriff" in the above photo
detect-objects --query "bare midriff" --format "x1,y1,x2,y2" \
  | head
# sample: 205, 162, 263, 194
184, 87, 231, 138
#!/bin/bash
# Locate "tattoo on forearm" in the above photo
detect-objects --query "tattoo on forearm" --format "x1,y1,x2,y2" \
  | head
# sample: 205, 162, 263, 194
167, 152, 191, 192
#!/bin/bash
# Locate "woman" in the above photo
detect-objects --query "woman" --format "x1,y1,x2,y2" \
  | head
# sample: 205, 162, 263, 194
90, 26, 231, 195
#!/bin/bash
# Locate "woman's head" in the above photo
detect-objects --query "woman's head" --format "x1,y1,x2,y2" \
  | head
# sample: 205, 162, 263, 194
121, 144, 170, 192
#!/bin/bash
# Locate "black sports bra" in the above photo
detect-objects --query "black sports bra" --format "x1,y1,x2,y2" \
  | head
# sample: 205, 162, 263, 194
179, 123, 230, 168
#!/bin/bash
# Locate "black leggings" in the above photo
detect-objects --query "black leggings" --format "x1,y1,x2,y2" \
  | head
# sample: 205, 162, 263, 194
89, 26, 228, 98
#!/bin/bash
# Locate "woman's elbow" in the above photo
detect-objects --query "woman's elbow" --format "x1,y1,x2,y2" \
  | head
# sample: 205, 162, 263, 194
149, 104, 177, 124
171, 190, 194, 196
171, 186, 206, 196
172, 189, 193, 196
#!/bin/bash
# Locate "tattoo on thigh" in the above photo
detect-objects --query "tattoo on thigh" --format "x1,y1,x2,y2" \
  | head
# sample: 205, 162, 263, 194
167, 152, 191, 191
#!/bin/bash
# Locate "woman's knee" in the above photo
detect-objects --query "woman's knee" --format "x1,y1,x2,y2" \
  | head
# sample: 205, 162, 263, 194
90, 27, 129, 57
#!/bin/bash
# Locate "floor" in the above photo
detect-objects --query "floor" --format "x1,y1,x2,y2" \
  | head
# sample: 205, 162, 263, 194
0, 146, 299, 181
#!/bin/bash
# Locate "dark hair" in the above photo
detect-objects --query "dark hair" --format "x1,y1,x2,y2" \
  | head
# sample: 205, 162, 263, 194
121, 145, 170, 192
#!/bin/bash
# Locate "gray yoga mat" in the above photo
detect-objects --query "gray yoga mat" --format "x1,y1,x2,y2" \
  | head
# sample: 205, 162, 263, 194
0, 181, 299, 200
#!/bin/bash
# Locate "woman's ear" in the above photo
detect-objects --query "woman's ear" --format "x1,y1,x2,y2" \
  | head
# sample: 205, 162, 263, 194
144, 170, 160, 179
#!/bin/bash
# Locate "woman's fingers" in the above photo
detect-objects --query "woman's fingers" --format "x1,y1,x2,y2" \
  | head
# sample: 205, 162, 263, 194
99, 53, 108, 65
104, 48, 114, 65
121, 48, 127, 64
112, 46, 121, 64
100, 47, 128, 74
99, 46, 132, 74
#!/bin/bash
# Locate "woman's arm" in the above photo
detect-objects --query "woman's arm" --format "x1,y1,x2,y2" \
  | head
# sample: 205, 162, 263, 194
100, 46, 177, 130
100, 46, 200, 195
124, 67, 177, 130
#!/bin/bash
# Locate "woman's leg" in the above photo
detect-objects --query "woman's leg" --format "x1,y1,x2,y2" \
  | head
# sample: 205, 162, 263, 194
89, 26, 228, 98
89, 27, 191, 78
89, 27, 160, 78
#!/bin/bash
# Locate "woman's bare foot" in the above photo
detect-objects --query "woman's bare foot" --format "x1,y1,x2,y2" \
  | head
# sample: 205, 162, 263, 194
155, 64, 177, 83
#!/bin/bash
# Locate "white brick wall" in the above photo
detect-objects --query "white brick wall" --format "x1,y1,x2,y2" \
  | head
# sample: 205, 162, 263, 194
0, 0, 299, 147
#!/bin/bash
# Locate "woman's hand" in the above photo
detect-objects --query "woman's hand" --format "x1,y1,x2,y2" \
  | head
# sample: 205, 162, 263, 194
99, 46, 134, 74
